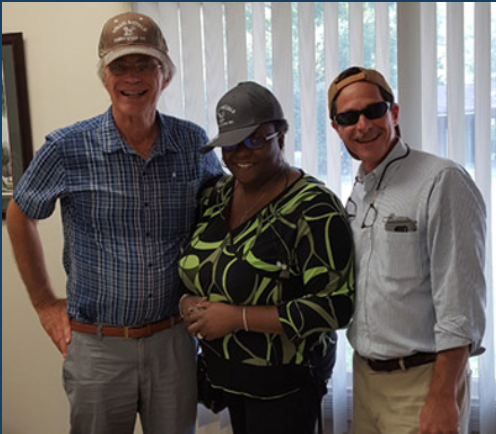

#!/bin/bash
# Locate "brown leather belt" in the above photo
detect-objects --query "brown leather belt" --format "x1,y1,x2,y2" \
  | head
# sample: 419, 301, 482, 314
70, 313, 182, 339
359, 352, 437, 372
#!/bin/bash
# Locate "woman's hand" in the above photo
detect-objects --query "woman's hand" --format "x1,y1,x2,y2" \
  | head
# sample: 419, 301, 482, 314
186, 301, 242, 341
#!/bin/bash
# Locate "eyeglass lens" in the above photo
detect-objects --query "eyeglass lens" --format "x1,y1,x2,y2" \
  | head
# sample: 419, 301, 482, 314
334, 101, 390, 126
361, 203, 378, 228
345, 198, 357, 220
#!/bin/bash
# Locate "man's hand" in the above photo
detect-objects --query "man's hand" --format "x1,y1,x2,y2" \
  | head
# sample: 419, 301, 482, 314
35, 298, 71, 357
419, 394, 460, 434
7, 201, 70, 356
179, 295, 207, 327
418, 346, 469, 434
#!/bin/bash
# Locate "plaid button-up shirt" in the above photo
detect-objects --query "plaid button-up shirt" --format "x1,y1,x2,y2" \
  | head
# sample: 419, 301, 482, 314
14, 108, 223, 325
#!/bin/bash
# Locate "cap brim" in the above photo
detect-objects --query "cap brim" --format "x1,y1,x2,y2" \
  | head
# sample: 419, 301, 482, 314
200, 124, 260, 154
101, 46, 169, 67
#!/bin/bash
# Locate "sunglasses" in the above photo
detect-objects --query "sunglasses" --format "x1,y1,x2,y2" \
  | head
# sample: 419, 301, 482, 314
334, 101, 391, 126
223, 131, 280, 152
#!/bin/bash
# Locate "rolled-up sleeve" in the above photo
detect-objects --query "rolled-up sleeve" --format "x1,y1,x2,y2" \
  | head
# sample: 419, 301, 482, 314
428, 168, 486, 353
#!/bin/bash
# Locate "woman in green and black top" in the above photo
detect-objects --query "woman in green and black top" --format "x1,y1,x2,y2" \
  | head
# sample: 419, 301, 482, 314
178, 82, 354, 434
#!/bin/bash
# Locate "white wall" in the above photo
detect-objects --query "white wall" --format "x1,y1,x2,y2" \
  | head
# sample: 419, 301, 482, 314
2, 3, 130, 433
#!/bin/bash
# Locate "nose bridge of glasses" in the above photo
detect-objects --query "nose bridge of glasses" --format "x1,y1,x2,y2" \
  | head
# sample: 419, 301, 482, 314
355, 110, 372, 127
356, 103, 384, 123
223, 140, 252, 152
238, 135, 267, 149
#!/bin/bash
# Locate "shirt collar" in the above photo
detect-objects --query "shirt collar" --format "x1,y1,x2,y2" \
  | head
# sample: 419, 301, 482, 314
100, 107, 181, 156
356, 138, 408, 186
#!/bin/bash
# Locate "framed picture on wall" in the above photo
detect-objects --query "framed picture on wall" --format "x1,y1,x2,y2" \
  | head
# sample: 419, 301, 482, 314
2, 32, 33, 218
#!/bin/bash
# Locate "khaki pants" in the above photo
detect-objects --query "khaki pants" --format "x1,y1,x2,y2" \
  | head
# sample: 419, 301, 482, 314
352, 352, 471, 434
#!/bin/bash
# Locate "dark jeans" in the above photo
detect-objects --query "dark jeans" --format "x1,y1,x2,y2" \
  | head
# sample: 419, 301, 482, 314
225, 376, 326, 434
225, 331, 336, 434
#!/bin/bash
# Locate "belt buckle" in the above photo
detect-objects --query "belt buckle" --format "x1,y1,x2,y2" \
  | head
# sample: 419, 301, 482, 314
363, 356, 378, 370
365, 358, 374, 369
124, 326, 130, 338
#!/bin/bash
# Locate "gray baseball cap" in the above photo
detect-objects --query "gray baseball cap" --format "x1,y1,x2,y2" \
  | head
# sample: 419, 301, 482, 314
201, 81, 286, 154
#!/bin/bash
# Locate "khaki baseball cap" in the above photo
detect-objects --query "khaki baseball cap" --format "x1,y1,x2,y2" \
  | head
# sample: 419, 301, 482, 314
98, 12, 170, 67
328, 67, 394, 119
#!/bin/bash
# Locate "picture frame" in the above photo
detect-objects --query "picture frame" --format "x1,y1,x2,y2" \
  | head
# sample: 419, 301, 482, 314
2, 32, 33, 219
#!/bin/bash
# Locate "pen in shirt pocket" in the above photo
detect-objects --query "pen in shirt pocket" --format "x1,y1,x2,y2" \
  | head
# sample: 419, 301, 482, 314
384, 216, 417, 232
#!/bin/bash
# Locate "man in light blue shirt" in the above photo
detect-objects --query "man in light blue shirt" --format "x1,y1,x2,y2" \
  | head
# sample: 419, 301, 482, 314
6, 12, 222, 434
328, 66, 486, 434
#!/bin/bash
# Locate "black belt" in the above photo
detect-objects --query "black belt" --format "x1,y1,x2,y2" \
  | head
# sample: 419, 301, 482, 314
359, 352, 437, 372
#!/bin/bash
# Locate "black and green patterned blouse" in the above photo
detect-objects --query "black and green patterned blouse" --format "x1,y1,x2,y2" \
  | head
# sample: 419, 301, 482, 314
179, 172, 354, 398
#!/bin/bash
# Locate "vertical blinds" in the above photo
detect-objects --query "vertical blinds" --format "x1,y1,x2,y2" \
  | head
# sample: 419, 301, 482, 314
134, 3, 495, 434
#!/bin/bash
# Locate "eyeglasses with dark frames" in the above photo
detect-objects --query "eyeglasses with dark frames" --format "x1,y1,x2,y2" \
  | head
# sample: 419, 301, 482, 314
334, 101, 391, 127
345, 195, 379, 229
223, 131, 280, 152
345, 145, 411, 229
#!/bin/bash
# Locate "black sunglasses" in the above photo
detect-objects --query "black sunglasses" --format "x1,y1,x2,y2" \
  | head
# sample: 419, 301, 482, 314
334, 101, 391, 126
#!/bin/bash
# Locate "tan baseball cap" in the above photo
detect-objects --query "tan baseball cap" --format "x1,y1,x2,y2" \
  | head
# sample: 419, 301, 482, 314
328, 67, 394, 119
98, 12, 170, 67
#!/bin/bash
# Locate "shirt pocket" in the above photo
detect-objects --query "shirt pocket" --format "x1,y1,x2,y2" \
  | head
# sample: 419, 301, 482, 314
160, 179, 198, 236
382, 231, 424, 281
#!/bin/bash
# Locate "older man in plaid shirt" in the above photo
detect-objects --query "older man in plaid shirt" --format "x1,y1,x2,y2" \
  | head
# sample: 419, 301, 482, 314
6, 12, 222, 434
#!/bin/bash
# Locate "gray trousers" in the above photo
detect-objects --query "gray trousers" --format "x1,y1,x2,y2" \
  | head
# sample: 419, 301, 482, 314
63, 322, 197, 434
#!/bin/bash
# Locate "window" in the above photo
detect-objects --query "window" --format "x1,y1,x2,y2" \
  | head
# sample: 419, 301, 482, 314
135, 3, 496, 433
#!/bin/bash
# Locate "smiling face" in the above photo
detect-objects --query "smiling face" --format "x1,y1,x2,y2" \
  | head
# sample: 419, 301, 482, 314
102, 54, 169, 124
331, 81, 399, 174
222, 123, 285, 189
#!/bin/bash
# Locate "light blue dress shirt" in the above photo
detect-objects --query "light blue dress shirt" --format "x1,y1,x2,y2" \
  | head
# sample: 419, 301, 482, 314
347, 139, 486, 360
